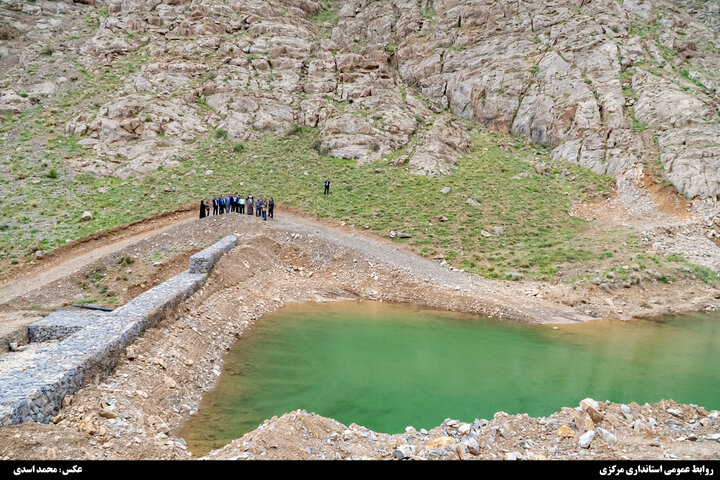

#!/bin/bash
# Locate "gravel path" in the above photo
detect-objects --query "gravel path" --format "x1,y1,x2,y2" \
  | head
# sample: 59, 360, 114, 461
269, 214, 591, 323
0, 211, 197, 307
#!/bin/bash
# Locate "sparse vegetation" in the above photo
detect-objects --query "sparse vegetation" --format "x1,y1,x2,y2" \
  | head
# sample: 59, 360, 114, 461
312, 0, 338, 38
420, 7, 436, 19
285, 122, 303, 136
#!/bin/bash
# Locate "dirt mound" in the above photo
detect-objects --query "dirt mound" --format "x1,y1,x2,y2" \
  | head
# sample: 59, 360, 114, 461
206, 401, 720, 460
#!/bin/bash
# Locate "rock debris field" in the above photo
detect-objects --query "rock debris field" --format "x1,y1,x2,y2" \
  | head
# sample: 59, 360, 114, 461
0, 213, 719, 460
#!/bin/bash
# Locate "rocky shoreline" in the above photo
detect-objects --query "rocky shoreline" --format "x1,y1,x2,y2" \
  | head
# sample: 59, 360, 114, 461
205, 400, 720, 460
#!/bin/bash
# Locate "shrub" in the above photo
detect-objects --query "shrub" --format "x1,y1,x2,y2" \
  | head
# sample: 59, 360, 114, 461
311, 140, 330, 155
421, 7, 435, 18
117, 255, 134, 266
286, 122, 302, 136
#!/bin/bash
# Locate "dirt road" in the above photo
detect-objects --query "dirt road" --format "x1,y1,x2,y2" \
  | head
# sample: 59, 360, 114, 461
0, 208, 197, 307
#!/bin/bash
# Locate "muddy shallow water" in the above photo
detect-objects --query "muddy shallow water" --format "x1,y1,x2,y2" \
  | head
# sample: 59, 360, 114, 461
181, 301, 720, 455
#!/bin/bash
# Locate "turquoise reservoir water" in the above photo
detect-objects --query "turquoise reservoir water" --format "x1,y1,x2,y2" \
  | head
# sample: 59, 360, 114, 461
181, 301, 720, 455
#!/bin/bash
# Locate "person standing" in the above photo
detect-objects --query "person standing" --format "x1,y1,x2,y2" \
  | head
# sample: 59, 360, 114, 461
324, 179, 330, 195
256, 197, 262, 217
199, 200, 207, 219
247, 195, 253, 216
212, 197, 218, 216
262, 198, 267, 221
225, 194, 231, 214
268, 197, 274, 219
218, 194, 225, 214
238, 195, 245, 214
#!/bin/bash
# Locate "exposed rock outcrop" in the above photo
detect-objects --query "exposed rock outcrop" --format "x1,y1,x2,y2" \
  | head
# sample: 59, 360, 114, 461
0, 0, 719, 193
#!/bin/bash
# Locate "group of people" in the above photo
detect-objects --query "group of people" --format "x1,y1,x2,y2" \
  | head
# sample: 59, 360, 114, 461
199, 194, 274, 221
199, 180, 330, 221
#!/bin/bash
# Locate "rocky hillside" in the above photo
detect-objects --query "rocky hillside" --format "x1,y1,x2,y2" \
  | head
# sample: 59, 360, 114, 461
1, 0, 719, 277
2, 0, 719, 187
2, 0, 718, 189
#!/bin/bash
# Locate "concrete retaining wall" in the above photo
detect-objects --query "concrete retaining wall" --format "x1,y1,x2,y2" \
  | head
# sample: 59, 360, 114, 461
0, 235, 237, 426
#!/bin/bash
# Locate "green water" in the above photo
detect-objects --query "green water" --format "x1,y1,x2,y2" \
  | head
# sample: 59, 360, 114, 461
181, 301, 720, 455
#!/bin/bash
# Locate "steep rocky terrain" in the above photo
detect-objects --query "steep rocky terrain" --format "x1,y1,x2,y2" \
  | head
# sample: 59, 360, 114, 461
1, 0, 719, 189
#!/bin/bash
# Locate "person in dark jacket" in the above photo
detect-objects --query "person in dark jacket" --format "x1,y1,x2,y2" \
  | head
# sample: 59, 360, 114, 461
247, 195, 253, 216
199, 200, 207, 219
324, 179, 330, 195
268, 197, 274, 219
212, 197, 218, 216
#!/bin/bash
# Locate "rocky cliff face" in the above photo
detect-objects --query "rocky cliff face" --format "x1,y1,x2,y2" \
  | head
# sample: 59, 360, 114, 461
1, 0, 719, 197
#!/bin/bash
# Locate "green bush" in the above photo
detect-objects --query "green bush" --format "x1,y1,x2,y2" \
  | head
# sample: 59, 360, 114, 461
286, 123, 303, 136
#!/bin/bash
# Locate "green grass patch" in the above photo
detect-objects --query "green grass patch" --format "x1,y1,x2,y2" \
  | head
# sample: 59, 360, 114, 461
76, 297, 98, 305
665, 254, 718, 284
0, 112, 644, 281
312, 0, 338, 38
421, 7, 435, 18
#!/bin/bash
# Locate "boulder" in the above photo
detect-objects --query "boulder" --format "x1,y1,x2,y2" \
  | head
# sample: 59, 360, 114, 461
0, 92, 30, 114
578, 430, 595, 448
426, 436, 456, 449
28, 81, 57, 101
596, 427, 617, 445
98, 409, 117, 419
